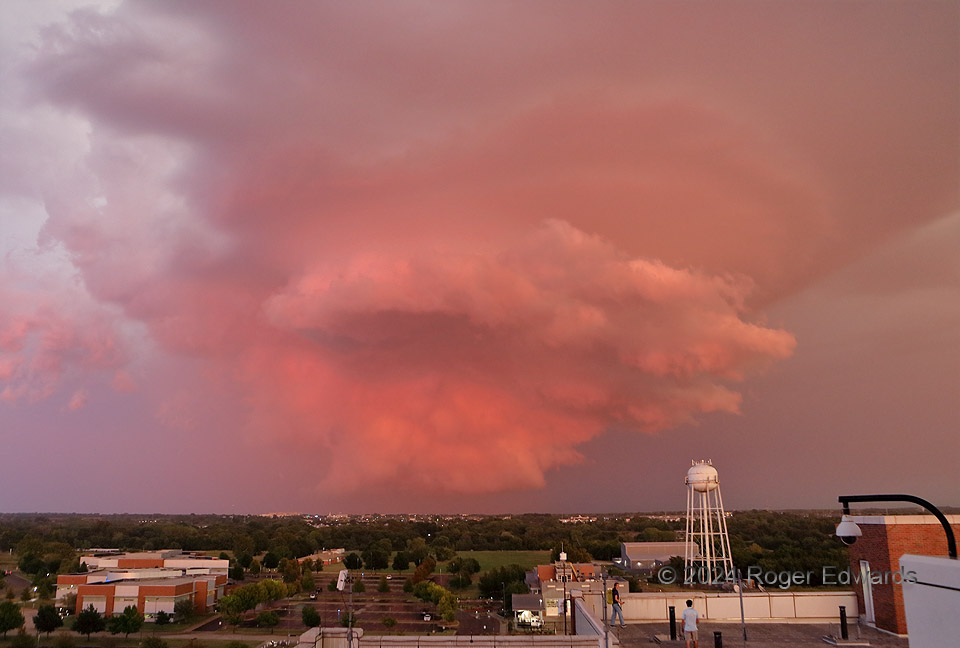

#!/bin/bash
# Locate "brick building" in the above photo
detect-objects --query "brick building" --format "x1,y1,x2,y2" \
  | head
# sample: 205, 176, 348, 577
845, 514, 960, 635
58, 572, 226, 617
57, 550, 229, 618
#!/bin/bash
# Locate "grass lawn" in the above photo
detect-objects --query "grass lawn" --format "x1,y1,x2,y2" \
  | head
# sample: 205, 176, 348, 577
449, 551, 550, 574
0, 634, 257, 648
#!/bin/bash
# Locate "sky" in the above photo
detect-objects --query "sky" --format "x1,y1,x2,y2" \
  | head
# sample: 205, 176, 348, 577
0, 1, 957, 515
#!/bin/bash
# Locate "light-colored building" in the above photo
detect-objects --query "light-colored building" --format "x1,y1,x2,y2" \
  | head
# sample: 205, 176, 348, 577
511, 593, 545, 628
534, 562, 626, 617
619, 542, 689, 570
78, 550, 228, 575
298, 549, 345, 566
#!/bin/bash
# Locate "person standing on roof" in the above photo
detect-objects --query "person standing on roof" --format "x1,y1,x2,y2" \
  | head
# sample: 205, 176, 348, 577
610, 582, 625, 627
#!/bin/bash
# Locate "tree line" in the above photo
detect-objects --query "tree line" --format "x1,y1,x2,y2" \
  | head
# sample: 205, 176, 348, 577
1, 510, 848, 590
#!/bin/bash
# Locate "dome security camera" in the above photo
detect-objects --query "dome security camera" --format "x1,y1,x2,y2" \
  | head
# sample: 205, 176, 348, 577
836, 516, 862, 546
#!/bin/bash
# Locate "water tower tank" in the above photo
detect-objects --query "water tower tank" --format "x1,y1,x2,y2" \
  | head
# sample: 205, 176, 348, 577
685, 462, 719, 492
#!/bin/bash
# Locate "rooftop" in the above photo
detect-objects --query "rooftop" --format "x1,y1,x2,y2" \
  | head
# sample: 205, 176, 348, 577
613, 622, 908, 648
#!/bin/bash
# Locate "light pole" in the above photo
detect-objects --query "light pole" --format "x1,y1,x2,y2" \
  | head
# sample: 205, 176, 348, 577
837, 494, 957, 558
561, 575, 567, 635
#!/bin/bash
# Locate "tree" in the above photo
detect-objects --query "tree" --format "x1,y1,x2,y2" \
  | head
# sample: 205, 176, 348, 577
392, 552, 410, 572
229, 564, 245, 581
301, 570, 315, 592
447, 557, 479, 575
33, 605, 63, 636
256, 611, 279, 631
410, 557, 435, 584
450, 571, 472, 590
550, 544, 591, 563
361, 547, 389, 571
377, 576, 390, 593
280, 559, 301, 584
248, 559, 261, 575
406, 539, 429, 566
478, 564, 528, 599
343, 553, 362, 570
107, 605, 143, 637
301, 606, 321, 628
217, 596, 244, 626
351, 580, 365, 593
173, 599, 194, 621
0, 600, 25, 637
74, 605, 105, 638
262, 553, 280, 570
155, 611, 170, 626
327, 578, 338, 592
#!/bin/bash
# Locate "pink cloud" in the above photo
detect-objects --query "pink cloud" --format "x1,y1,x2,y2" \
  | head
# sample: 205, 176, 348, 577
0, 281, 126, 404
3, 1, 955, 504
253, 220, 793, 491
67, 389, 88, 411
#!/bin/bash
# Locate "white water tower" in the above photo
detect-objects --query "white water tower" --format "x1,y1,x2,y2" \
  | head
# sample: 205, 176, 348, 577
684, 459, 733, 584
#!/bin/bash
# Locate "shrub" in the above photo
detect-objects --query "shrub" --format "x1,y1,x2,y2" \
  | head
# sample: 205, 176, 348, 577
377, 576, 390, 593
257, 611, 279, 629
381, 617, 397, 627
53, 635, 76, 648
173, 599, 194, 621
141, 637, 169, 648
351, 580, 365, 593
10, 630, 37, 648
302, 606, 321, 628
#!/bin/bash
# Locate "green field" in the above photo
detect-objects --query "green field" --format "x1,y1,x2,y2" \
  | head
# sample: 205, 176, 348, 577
448, 551, 550, 573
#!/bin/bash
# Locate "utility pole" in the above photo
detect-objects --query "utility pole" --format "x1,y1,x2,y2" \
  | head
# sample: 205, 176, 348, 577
602, 572, 609, 648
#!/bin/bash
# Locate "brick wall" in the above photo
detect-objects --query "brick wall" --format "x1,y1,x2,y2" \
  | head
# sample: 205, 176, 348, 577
847, 516, 960, 635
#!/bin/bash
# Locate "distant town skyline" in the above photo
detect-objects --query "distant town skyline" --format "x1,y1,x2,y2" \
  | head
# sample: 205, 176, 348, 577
1, 1, 957, 514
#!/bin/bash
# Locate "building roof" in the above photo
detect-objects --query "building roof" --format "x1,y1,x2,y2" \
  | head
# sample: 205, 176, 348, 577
536, 563, 597, 583
511, 594, 544, 611
847, 514, 960, 526
621, 542, 688, 560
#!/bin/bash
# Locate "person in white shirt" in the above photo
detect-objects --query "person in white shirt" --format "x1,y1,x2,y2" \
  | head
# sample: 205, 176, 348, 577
681, 599, 699, 648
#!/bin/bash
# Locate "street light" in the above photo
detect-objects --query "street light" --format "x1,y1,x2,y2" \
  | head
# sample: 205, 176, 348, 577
836, 494, 957, 558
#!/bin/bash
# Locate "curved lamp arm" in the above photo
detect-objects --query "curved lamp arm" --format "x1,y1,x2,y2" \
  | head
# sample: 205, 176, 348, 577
839, 494, 957, 559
